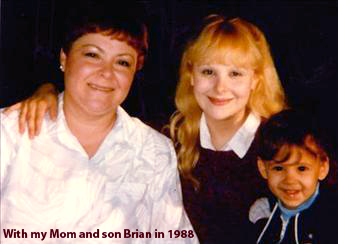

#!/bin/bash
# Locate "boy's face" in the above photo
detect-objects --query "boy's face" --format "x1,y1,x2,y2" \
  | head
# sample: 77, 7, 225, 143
258, 141, 329, 209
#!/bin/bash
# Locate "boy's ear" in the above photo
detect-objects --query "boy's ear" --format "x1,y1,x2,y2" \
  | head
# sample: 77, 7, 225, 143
318, 155, 330, 181
257, 159, 268, 179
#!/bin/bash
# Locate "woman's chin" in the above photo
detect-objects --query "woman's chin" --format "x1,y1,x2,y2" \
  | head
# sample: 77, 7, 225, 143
81, 101, 116, 117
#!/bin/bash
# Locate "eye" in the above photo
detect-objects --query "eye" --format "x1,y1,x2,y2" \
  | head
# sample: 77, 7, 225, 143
117, 60, 131, 67
84, 52, 99, 58
272, 165, 284, 171
229, 70, 242, 77
298, 165, 308, 172
201, 68, 214, 76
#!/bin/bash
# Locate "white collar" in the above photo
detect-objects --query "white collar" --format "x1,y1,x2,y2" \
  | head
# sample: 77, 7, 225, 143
199, 112, 261, 158
55, 92, 136, 157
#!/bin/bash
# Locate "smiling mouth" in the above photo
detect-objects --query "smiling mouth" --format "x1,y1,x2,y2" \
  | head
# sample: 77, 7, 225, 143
282, 189, 300, 198
88, 83, 113, 92
208, 97, 233, 106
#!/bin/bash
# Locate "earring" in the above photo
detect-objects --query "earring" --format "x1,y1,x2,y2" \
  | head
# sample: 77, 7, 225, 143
59, 65, 64, 72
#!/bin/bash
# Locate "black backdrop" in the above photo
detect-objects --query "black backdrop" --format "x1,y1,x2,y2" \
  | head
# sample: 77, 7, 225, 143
1, 0, 337, 159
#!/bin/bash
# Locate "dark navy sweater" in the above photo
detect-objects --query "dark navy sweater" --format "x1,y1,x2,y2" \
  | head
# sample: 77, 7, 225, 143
181, 137, 268, 244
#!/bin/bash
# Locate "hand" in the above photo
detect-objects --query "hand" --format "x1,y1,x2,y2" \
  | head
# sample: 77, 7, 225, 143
3, 83, 59, 139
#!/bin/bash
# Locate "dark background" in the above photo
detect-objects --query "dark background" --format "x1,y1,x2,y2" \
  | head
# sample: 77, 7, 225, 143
1, 0, 337, 159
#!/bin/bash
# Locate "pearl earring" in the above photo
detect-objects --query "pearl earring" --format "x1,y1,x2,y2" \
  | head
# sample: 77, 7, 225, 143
59, 65, 64, 71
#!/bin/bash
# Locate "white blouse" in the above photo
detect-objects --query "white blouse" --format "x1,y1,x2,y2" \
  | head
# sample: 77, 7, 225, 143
1, 94, 198, 244
199, 112, 261, 158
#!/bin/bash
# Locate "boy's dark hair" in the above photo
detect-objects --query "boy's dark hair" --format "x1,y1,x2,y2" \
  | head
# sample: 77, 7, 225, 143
257, 109, 326, 162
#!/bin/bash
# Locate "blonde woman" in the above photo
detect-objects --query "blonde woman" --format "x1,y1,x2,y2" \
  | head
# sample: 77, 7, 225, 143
169, 15, 286, 242
5, 14, 286, 242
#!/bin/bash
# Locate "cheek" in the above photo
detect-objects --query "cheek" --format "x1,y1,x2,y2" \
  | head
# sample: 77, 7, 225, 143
65, 61, 92, 81
117, 71, 135, 93
232, 82, 253, 98
267, 179, 279, 196
193, 77, 213, 94
302, 175, 318, 189
267, 174, 281, 188
122, 80, 133, 95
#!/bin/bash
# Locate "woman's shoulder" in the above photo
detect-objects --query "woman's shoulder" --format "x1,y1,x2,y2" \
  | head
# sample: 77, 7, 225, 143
131, 116, 171, 146
1, 107, 20, 126
1, 108, 24, 142
119, 107, 174, 155
121, 112, 178, 176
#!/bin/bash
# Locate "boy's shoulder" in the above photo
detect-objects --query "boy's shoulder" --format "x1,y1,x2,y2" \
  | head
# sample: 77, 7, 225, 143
248, 194, 280, 243
249, 192, 277, 225
299, 187, 338, 242
307, 186, 338, 216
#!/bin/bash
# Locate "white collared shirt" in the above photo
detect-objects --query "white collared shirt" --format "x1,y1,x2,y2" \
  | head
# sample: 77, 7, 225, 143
199, 112, 261, 158
1, 94, 198, 244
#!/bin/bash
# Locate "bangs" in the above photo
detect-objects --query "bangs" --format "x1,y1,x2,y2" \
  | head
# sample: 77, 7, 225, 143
272, 144, 293, 163
270, 143, 319, 164
189, 25, 261, 69
103, 30, 147, 55
63, 24, 147, 56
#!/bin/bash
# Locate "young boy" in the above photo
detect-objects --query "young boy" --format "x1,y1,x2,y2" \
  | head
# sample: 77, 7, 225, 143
249, 109, 338, 244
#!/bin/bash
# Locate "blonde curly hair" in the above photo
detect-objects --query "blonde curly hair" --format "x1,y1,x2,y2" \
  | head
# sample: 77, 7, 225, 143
169, 15, 286, 187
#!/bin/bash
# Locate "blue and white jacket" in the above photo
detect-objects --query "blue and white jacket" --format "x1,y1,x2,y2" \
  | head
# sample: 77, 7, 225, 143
249, 187, 338, 244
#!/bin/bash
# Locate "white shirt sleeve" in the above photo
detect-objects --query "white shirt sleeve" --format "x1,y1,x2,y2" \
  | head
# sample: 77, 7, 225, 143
1, 111, 21, 191
148, 134, 198, 243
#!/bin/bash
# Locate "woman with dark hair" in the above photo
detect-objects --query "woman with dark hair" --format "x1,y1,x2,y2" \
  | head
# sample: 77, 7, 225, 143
1, 13, 196, 243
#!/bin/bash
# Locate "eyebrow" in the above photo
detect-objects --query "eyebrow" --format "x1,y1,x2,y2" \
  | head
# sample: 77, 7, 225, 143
80, 44, 136, 60
116, 53, 136, 60
80, 44, 104, 52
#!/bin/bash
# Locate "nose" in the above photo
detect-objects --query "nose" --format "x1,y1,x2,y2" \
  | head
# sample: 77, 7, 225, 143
100, 62, 115, 80
214, 75, 229, 93
283, 169, 298, 185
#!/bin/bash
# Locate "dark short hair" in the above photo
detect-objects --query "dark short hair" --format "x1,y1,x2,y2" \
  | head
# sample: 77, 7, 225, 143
61, 11, 148, 70
257, 109, 326, 162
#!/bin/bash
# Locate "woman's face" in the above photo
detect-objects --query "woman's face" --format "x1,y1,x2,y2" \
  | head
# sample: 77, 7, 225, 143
61, 32, 138, 118
191, 62, 257, 124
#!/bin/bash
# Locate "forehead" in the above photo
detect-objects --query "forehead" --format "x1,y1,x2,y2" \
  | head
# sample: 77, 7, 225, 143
70, 33, 138, 56
194, 47, 254, 68
270, 145, 318, 166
